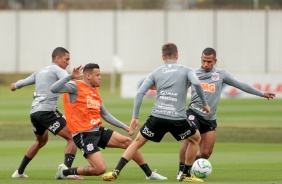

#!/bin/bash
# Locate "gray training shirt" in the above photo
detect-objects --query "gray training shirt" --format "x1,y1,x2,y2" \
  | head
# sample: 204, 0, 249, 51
14, 62, 68, 114
189, 67, 264, 120
133, 61, 207, 120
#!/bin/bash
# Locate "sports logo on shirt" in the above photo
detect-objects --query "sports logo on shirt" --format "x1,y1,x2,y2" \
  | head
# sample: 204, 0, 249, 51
201, 83, 215, 92
86, 99, 100, 109
162, 68, 177, 73
211, 72, 219, 81
90, 118, 100, 125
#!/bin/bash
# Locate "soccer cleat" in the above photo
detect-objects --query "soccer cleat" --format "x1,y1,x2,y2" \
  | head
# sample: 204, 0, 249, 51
102, 170, 119, 181
146, 169, 168, 180
179, 174, 204, 182
180, 176, 204, 182
55, 164, 68, 179
12, 170, 28, 178
177, 171, 183, 180
67, 175, 84, 180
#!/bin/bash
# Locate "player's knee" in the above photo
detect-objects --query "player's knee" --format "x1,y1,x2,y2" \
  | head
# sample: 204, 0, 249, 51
37, 140, 47, 148
88, 164, 107, 176
121, 137, 133, 148
200, 150, 212, 159
188, 132, 201, 145
95, 165, 107, 175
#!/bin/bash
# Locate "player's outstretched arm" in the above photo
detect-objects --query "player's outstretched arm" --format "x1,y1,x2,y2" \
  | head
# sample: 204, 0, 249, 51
263, 92, 276, 100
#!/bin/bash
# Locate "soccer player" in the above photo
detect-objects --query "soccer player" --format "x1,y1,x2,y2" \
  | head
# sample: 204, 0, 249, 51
176, 47, 276, 179
10, 47, 81, 180
102, 43, 211, 182
50, 63, 167, 180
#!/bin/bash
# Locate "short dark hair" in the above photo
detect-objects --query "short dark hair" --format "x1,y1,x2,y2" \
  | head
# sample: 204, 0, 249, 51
52, 47, 69, 60
83, 63, 100, 73
162, 43, 178, 57
202, 47, 216, 57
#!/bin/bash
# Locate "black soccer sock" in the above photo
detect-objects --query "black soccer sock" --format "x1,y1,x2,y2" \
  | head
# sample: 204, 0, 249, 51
115, 157, 129, 174
179, 162, 185, 172
183, 164, 192, 177
64, 154, 75, 168
18, 155, 32, 174
139, 163, 152, 177
63, 167, 78, 176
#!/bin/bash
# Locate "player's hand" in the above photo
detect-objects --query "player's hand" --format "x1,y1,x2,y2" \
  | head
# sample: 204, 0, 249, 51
71, 65, 84, 79
10, 83, 16, 91
130, 118, 139, 130
202, 105, 211, 114
124, 126, 134, 136
129, 126, 134, 136
264, 92, 276, 100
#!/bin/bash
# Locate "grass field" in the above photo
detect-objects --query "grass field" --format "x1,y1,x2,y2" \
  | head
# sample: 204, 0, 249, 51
0, 141, 282, 184
0, 74, 282, 183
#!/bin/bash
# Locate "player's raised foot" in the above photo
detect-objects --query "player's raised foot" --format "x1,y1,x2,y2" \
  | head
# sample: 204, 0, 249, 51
177, 171, 183, 180
102, 170, 119, 181
179, 174, 203, 182
67, 175, 84, 180
55, 163, 68, 179
146, 169, 167, 180
12, 170, 28, 178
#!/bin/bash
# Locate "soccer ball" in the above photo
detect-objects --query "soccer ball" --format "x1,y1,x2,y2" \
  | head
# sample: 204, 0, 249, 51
191, 158, 212, 178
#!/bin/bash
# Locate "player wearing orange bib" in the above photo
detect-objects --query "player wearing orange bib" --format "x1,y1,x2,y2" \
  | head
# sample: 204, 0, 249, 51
51, 63, 167, 180
63, 81, 102, 134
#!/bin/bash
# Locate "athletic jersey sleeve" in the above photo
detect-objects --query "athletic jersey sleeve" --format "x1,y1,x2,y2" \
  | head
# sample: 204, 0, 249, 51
188, 69, 208, 106
50, 74, 77, 94
222, 70, 264, 97
14, 72, 36, 89
132, 73, 155, 119
56, 66, 69, 79
100, 104, 127, 129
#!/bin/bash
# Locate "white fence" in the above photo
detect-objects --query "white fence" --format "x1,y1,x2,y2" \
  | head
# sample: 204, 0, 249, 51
1, 10, 281, 98
0, 10, 282, 74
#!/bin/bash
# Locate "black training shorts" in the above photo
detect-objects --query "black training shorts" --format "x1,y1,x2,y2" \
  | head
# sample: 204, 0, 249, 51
186, 109, 217, 134
73, 126, 113, 158
30, 110, 66, 135
139, 115, 197, 142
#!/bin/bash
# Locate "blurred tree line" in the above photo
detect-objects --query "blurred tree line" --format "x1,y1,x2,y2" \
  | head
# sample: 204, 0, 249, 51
1, 0, 282, 10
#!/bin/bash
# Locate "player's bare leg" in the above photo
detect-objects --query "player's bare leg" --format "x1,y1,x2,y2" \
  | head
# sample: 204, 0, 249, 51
12, 131, 48, 178
198, 131, 215, 159
177, 130, 215, 179
179, 130, 203, 182
57, 126, 77, 155
102, 133, 167, 181
56, 126, 82, 180
106, 131, 146, 164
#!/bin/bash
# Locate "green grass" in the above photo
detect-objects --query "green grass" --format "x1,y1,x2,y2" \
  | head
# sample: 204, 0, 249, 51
0, 74, 282, 183
0, 141, 282, 184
